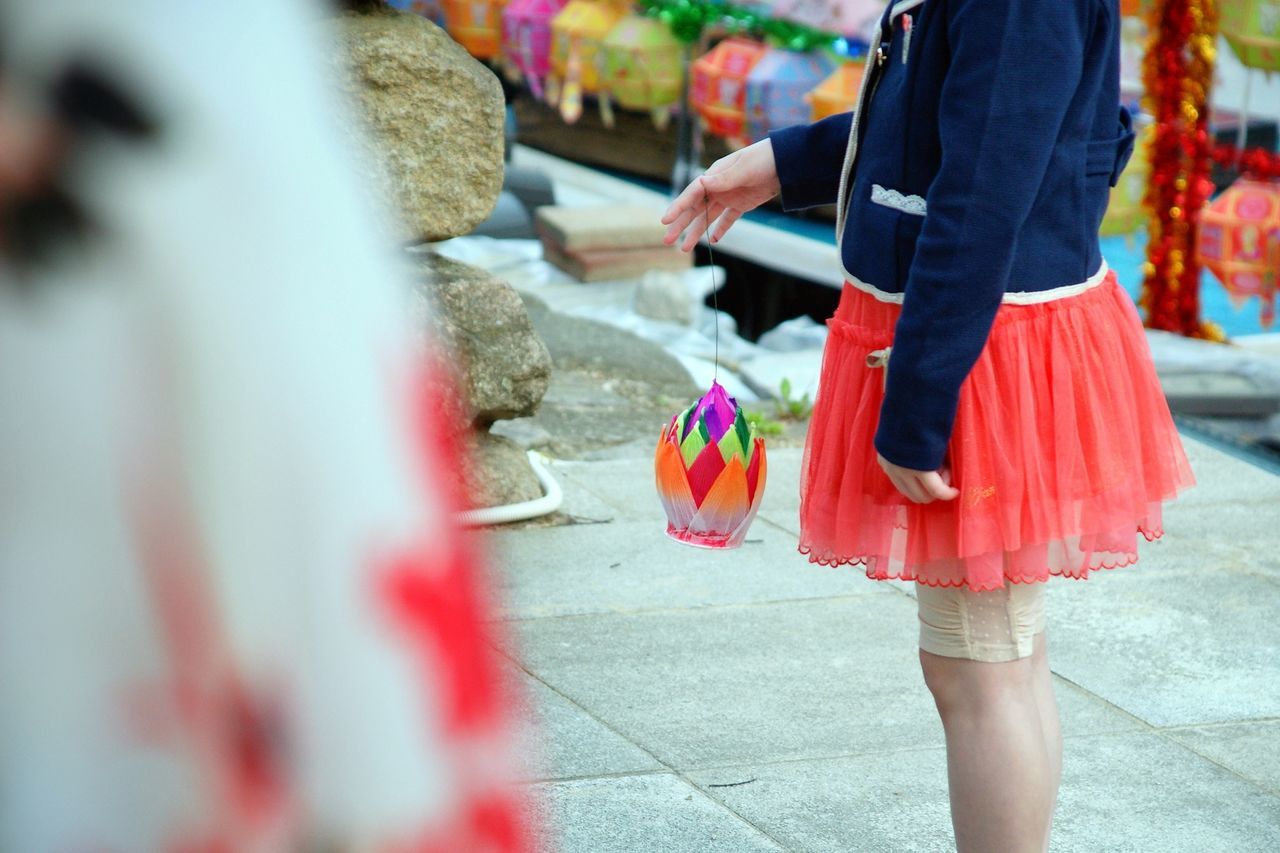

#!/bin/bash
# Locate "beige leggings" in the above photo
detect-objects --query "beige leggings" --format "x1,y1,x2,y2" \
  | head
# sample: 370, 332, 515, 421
916, 581, 1047, 662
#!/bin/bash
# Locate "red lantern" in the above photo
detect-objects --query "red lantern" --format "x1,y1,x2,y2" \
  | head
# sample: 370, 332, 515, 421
1196, 178, 1280, 328
691, 38, 767, 145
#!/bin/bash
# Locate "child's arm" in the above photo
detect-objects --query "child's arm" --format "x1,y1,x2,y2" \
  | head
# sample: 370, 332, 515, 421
767, 111, 854, 211
874, 0, 1092, 472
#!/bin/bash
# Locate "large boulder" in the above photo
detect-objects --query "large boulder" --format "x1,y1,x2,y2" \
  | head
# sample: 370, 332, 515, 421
334, 7, 505, 242
415, 253, 553, 427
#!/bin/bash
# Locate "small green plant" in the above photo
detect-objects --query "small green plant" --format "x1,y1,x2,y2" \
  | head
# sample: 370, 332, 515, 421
744, 408, 785, 437
774, 377, 813, 420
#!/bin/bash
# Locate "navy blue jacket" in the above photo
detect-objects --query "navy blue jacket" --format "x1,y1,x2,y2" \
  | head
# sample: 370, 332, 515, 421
768, 0, 1135, 472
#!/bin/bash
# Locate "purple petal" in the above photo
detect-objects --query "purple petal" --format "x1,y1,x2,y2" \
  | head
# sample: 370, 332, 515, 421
692, 380, 737, 443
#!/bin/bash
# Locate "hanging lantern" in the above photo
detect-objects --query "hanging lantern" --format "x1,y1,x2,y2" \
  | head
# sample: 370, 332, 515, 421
1101, 121, 1153, 238
548, 0, 627, 123
599, 15, 683, 129
691, 38, 768, 146
654, 380, 767, 550
502, 0, 566, 99
1220, 0, 1280, 71
745, 48, 835, 144
805, 58, 866, 122
388, 0, 446, 26
441, 0, 507, 59
1195, 178, 1280, 328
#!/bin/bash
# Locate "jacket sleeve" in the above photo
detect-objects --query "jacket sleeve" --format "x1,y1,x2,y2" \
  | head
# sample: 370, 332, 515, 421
874, 0, 1091, 472
766, 111, 853, 211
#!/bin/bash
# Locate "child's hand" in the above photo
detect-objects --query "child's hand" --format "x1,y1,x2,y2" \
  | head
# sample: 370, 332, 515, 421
877, 453, 960, 504
660, 138, 781, 252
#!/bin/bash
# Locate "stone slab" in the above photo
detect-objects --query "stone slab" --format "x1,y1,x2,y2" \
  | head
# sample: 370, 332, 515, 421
754, 447, 804, 536
1045, 567, 1280, 727
528, 773, 784, 853
488, 516, 882, 621
1164, 720, 1280, 796
1051, 733, 1280, 852
509, 668, 662, 782
686, 732, 1280, 853
687, 747, 955, 853
512, 594, 1142, 772
1171, 434, 1280, 506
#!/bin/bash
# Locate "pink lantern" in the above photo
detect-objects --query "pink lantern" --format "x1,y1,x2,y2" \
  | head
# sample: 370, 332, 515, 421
501, 0, 566, 99
1196, 178, 1280, 328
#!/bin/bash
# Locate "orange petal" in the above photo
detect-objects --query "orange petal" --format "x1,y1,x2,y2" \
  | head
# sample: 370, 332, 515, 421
688, 455, 749, 539
655, 433, 697, 530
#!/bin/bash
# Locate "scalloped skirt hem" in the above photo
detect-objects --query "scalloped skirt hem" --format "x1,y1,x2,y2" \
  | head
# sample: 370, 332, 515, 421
797, 270, 1198, 592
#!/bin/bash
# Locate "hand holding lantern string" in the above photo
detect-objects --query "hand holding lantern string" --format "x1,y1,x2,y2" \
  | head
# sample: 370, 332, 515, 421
659, 139, 958, 505
660, 138, 781, 251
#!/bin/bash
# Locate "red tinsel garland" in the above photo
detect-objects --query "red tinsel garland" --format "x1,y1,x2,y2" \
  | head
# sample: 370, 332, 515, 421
1209, 142, 1280, 180
1140, 0, 1224, 340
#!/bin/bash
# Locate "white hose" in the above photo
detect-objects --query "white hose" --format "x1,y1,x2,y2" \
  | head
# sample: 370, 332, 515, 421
456, 449, 564, 526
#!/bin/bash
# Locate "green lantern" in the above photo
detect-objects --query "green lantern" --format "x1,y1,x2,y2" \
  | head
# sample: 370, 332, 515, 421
600, 14, 684, 128
1221, 0, 1280, 71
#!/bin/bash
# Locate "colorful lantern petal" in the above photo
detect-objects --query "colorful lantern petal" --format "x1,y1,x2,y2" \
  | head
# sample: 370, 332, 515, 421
733, 406, 752, 463
655, 427, 697, 530
717, 424, 745, 467
743, 435, 764, 505
679, 418, 710, 468
688, 455, 750, 541
686, 439, 727, 507
714, 443, 767, 548
690, 379, 736, 443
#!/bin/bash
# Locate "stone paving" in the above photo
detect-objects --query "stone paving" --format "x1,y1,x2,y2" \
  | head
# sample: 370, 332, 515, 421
490, 435, 1280, 852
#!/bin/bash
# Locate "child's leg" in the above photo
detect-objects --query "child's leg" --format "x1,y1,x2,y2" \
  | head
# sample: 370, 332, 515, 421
916, 582, 1056, 852
1029, 631, 1062, 853
920, 648, 1054, 852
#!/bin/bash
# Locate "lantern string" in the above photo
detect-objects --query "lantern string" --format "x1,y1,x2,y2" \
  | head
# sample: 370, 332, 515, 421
702, 188, 719, 383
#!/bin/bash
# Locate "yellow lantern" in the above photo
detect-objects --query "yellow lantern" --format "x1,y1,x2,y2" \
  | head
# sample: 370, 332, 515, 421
1195, 179, 1280, 329
805, 59, 866, 123
1221, 0, 1280, 71
441, 0, 507, 59
548, 0, 627, 123
1100, 122, 1152, 238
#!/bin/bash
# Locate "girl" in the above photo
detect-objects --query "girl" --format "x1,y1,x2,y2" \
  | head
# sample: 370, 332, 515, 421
661, 0, 1197, 850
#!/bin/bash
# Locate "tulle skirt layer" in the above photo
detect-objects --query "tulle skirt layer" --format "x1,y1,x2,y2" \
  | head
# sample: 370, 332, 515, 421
797, 270, 1197, 591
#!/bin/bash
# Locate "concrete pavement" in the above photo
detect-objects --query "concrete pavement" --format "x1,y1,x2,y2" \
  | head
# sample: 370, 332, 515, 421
490, 434, 1280, 852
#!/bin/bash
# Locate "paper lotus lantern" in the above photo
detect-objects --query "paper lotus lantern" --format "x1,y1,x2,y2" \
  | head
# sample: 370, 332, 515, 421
389, 0, 446, 26
1101, 122, 1152, 237
746, 48, 835, 144
548, 0, 627, 122
654, 381, 767, 549
806, 59, 866, 122
600, 15, 683, 128
692, 38, 768, 145
1196, 178, 1280, 328
442, 0, 507, 59
502, 0, 566, 98
1221, 0, 1280, 71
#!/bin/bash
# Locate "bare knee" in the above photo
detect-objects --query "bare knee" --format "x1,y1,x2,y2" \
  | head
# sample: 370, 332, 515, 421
920, 648, 1036, 721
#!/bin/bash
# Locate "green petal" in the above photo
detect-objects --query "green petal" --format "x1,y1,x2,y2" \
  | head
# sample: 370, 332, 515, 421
718, 425, 745, 466
732, 406, 752, 463
680, 418, 708, 468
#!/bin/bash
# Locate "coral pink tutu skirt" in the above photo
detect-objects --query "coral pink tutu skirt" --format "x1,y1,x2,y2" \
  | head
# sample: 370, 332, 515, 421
798, 268, 1197, 591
